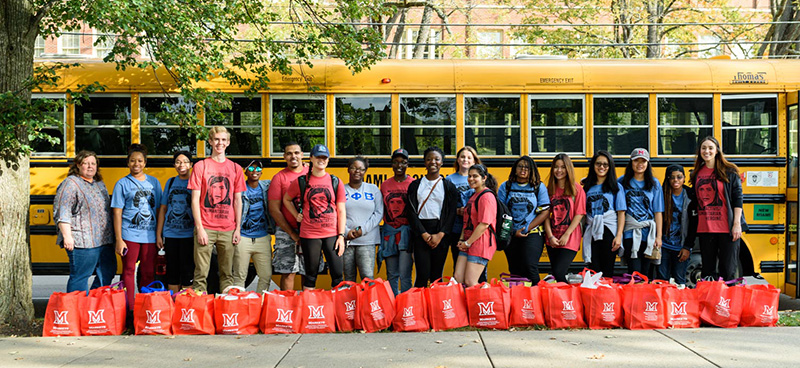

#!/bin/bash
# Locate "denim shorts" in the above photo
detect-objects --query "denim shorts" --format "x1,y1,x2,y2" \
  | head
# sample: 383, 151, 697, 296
459, 251, 489, 266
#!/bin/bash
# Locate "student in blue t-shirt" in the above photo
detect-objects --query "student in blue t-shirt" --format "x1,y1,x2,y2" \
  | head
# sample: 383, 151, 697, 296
581, 151, 627, 277
112, 144, 162, 311
659, 165, 697, 286
497, 156, 550, 284
156, 151, 195, 294
445, 146, 486, 281
234, 160, 273, 293
618, 148, 664, 276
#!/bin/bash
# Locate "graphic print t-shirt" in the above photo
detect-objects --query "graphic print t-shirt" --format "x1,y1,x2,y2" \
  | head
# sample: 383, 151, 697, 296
160, 177, 194, 238
463, 190, 497, 260
585, 183, 627, 220
111, 174, 162, 243
241, 185, 268, 238
267, 166, 309, 230
446, 172, 473, 233
287, 173, 346, 239
618, 177, 664, 240
497, 181, 551, 233
380, 176, 412, 228
695, 166, 729, 233
187, 158, 246, 232
662, 191, 684, 251
547, 184, 586, 252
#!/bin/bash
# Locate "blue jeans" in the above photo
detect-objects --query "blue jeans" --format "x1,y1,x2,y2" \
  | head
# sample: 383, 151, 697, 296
658, 247, 690, 285
385, 251, 413, 296
66, 245, 117, 293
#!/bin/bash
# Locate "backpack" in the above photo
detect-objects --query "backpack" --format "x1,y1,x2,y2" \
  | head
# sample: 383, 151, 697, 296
296, 173, 340, 216
473, 189, 512, 251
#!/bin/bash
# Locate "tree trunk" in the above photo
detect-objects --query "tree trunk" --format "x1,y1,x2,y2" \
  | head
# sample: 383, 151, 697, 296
0, 0, 37, 331
646, 0, 662, 58
413, 4, 433, 59
388, 9, 407, 59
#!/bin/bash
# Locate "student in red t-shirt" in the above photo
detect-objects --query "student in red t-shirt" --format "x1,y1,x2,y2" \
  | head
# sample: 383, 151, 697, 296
690, 136, 747, 281
454, 164, 498, 287
543, 153, 586, 283
283, 144, 346, 289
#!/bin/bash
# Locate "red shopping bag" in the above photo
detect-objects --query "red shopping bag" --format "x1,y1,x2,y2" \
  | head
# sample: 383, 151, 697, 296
358, 278, 396, 333
466, 281, 511, 330
698, 279, 745, 328
261, 290, 302, 334
79, 286, 126, 335
332, 281, 362, 332
392, 287, 430, 332
580, 283, 623, 330
426, 278, 469, 331
509, 285, 545, 327
621, 272, 666, 330
300, 289, 336, 333
214, 291, 261, 335
539, 280, 586, 329
134, 291, 174, 335
43, 291, 82, 337
172, 289, 215, 335
740, 284, 780, 327
662, 286, 701, 329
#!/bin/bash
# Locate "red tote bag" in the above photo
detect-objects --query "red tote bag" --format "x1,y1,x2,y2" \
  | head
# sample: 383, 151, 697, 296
426, 278, 469, 331
509, 285, 545, 327
580, 283, 623, 330
332, 281, 362, 332
43, 291, 82, 337
465, 281, 511, 330
214, 291, 261, 335
621, 272, 666, 330
740, 284, 780, 327
300, 289, 337, 333
172, 289, 215, 335
358, 278, 396, 333
79, 286, 126, 336
134, 291, 174, 335
392, 287, 430, 332
662, 286, 701, 329
698, 279, 745, 328
260, 290, 302, 334
539, 280, 586, 329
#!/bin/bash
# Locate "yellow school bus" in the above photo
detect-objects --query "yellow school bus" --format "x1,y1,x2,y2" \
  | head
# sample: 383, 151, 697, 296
29, 58, 800, 295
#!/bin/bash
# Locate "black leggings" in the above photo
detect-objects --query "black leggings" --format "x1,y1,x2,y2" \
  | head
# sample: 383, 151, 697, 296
698, 233, 740, 281
413, 219, 450, 287
504, 233, 544, 284
301, 236, 343, 288
165, 237, 195, 286
588, 228, 617, 277
546, 246, 577, 283
623, 238, 652, 275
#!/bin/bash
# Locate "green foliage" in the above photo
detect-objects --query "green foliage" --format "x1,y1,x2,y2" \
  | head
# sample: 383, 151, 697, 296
779, 311, 800, 326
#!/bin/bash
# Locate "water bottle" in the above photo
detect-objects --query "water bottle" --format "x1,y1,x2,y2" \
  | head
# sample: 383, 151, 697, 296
498, 214, 513, 241
155, 248, 167, 276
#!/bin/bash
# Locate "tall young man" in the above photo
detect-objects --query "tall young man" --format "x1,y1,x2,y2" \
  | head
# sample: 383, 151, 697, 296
189, 126, 245, 292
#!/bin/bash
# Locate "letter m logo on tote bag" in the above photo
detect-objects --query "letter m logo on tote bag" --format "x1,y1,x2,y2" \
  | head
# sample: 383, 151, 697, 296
222, 313, 239, 328
403, 307, 414, 318
308, 306, 325, 320
54, 311, 69, 325
88, 310, 106, 324
478, 302, 495, 316
276, 309, 294, 324
180, 309, 196, 323
146, 310, 162, 324
671, 302, 687, 316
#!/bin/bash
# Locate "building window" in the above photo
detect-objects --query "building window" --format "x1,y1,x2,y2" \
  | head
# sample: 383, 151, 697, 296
34, 36, 46, 58
530, 95, 584, 155
75, 95, 132, 155
593, 95, 649, 156
400, 29, 440, 59
94, 34, 115, 58
270, 95, 325, 156
722, 94, 778, 155
698, 35, 722, 58
465, 95, 520, 156
334, 95, 391, 156
657, 95, 713, 155
59, 33, 80, 55
400, 95, 456, 156
206, 96, 262, 156
140, 96, 197, 156
477, 30, 503, 59
30, 94, 66, 156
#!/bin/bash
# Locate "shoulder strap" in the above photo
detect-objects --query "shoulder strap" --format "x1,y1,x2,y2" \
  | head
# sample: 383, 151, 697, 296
165, 177, 175, 195
416, 177, 442, 215
330, 174, 339, 202
297, 173, 309, 212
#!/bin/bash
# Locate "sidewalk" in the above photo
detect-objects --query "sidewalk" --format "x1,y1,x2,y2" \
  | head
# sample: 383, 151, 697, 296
2, 327, 799, 368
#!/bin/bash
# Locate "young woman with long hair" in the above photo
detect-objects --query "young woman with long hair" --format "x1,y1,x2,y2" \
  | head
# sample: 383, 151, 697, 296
445, 146, 483, 275
659, 164, 697, 286
618, 148, 664, 275
581, 150, 626, 277
543, 154, 585, 282
454, 164, 498, 287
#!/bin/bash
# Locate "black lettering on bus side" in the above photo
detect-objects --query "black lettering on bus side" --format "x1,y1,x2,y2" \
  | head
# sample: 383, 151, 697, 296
365, 174, 386, 187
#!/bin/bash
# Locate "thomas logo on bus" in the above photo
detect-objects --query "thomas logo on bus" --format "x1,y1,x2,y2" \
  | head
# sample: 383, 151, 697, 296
731, 71, 767, 84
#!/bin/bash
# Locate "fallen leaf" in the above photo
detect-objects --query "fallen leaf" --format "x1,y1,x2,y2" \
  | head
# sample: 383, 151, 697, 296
66, 342, 76, 346
473, 340, 480, 343
184, 358, 192, 362
15, 358, 23, 361
509, 327, 516, 332
604, 335, 615, 339
10, 335, 17, 338
165, 336, 176, 339
570, 342, 581, 346
381, 347, 387, 350
459, 344, 467, 348
407, 348, 413, 352
235, 356, 242, 359
435, 340, 443, 344
588, 354, 605, 360
8, 351, 18, 355
549, 337, 557, 340
687, 341, 695, 344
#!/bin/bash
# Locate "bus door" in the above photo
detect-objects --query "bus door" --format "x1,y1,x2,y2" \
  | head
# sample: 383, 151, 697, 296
788, 91, 798, 297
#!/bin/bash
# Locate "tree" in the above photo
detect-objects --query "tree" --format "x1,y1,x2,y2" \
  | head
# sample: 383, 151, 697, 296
0, 0, 389, 331
757, 0, 800, 57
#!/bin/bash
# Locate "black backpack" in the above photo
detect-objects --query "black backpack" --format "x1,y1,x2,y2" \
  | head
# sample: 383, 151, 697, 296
472, 189, 512, 251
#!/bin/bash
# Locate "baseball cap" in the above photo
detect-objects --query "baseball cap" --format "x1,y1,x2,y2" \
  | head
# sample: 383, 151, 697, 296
630, 148, 650, 161
310, 144, 330, 158
391, 148, 409, 159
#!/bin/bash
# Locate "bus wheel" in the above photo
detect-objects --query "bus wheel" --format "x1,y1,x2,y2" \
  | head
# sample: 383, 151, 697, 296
685, 253, 703, 289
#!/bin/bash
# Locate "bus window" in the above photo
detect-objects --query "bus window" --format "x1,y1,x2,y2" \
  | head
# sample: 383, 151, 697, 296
207, 96, 261, 156
789, 104, 798, 187
657, 95, 713, 156
335, 95, 391, 156
140, 96, 197, 156
722, 95, 778, 155
465, 95, 520, 156
271, 95, 325, 156
400, 95, 456, 156
30, 94, 66, 156
75, 96, 132, 155
529, 95, 583, 155
593, 95, 649, 156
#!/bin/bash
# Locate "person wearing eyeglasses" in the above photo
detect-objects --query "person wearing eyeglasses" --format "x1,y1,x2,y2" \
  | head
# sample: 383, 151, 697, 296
156, 151, 195, 294
343, 156, 383, 282
232, 160, 275, 292
581, 150, 626, 277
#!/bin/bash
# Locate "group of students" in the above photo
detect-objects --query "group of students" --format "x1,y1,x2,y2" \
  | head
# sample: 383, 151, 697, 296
54, 127, 746, 313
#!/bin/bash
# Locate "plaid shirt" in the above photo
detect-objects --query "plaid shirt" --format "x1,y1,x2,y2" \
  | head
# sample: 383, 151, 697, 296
53, 175, 114, 249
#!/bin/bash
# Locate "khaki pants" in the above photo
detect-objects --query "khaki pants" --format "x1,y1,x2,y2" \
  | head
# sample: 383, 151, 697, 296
192, 229, 234, 293
233, 235, 273, 293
